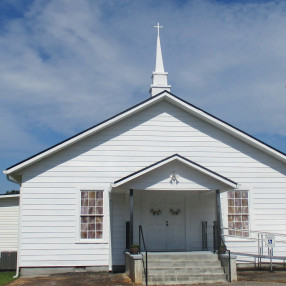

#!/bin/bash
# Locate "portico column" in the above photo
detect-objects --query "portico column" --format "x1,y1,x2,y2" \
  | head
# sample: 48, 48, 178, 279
129, 189, 134, 246
215, 189, 221, 230
215, 189, 222, 250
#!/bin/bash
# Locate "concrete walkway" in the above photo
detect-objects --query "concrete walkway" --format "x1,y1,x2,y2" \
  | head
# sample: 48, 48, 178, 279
7, 272, 133, 286
6, 270, 286, 285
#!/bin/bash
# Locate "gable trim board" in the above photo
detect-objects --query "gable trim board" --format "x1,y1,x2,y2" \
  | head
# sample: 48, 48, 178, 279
112, 153, 237, 189
0, 194, 20, 199
4, 91, 286, 179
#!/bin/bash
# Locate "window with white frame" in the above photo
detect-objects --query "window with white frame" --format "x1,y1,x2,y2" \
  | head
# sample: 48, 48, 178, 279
228, 190, 249, 237
80, 190, 103, 239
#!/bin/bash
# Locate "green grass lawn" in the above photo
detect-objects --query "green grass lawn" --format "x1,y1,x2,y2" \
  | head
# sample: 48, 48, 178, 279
0, 272, 16, 286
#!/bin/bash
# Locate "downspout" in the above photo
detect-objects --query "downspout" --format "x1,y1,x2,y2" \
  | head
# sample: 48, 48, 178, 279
108, 187, 113, 271
129, 189, 134, 246
14, 183, 22, 278
6, 174, 21, 279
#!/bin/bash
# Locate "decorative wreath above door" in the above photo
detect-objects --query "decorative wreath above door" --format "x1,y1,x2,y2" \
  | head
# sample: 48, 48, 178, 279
169, 208, 181, 215
150, 208, 161, 216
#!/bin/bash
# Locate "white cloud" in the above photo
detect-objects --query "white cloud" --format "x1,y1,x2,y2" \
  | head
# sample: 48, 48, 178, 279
1, 0, 286, 191
162, 1, 286, 136
0, 109, 44, 159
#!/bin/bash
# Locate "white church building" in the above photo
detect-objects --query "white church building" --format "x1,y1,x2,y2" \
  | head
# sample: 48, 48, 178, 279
4, 24, 286, 283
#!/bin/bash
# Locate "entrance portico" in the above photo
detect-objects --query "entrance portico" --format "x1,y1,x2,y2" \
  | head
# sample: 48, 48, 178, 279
111, 154, 237, 263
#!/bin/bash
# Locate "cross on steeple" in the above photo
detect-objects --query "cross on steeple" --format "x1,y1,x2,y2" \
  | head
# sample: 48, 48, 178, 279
154, 22, 163, 37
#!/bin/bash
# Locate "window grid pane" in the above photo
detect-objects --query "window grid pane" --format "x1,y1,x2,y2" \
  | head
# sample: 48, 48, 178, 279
228, 191, 249, 237
80, 191, 103, 239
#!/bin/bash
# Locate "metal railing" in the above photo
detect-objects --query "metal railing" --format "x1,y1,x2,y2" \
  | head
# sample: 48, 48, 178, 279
202, 221, 208, 250
125, 221, 130, 250
221, 227, 286, 270
213, 222, 232, 282
139, 225, 148, 286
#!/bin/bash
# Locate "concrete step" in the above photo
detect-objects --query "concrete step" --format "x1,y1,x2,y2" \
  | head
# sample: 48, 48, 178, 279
147, 260, 222, 268
142, 251, 219, 261
146, 266, 225, 275
141, 252, 227, 285
146, 273, 227, 285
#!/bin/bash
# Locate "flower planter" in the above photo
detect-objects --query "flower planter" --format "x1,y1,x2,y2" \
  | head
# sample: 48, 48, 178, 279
218, 245, 227, 254
130, 244, 140, 255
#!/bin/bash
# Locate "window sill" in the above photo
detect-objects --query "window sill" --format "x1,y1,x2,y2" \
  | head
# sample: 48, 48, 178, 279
76, 239, 108, 244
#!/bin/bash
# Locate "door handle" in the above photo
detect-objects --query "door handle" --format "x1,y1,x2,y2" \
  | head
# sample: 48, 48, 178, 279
166, 221, 168, 226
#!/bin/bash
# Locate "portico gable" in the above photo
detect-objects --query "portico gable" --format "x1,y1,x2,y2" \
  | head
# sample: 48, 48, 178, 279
112, 154, 237, 191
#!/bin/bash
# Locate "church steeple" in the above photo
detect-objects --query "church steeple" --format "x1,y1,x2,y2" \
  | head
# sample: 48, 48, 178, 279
149, 23, 171, 97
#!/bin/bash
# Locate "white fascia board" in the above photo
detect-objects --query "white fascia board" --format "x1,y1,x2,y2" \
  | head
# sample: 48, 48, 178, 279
111, 155, 177, 188
4, 93, 167, 175
0, 194, 20, 199
166, 96, 286, 164
5, 91, 286, 175
175, 157, 237, 188
112, 154, 237, 189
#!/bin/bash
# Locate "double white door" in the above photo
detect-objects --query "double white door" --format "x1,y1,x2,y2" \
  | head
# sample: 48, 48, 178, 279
142, 191, 185, 250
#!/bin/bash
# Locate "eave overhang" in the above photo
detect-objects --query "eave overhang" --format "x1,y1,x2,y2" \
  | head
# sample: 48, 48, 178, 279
0, 194, 20, 199
4, 90, 286, 178
111, 154, 238, 189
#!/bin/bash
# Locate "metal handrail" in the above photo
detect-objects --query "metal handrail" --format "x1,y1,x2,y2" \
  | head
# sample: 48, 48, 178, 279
222, 227, 286, 241
139, 225, 148, 286
221, 227, 286, 270
213, 222, 231, 282
202, 221, 208, 250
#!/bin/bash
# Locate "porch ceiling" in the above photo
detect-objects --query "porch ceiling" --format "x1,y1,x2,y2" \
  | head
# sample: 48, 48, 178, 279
111, 154, 237, 191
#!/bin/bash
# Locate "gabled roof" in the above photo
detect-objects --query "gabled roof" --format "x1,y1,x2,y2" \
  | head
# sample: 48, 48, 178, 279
4, 90, 286, 177
112, 154, 237, 189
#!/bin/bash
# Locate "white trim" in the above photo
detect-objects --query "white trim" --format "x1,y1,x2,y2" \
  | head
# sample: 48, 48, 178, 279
231, 184, 253, 233
108, 190, 112, 271
248, 187, 253, 234
225, 188, 252, 238
4, 91, 286, 177
0, 194, 20, 199
75, 187, 80, 244
111, 154, 237, 189
4, 94, 166, 176
75, 187, 108, 244
16, 186, 23, 272
165, 95, 286, 163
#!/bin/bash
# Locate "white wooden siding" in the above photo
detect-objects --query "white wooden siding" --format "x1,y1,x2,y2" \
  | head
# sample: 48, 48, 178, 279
0, 197, 19, 252
20, 100, 286, 267
19, 186, 109, 267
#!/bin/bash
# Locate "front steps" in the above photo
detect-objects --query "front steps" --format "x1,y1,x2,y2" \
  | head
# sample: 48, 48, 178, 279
142, 251, 227, 285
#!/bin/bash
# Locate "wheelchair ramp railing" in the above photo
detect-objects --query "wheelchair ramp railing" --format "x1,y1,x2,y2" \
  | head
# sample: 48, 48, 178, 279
222, 227, 286, 270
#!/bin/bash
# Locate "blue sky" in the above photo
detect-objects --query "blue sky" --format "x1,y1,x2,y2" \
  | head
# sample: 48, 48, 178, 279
1, 0, 286, 193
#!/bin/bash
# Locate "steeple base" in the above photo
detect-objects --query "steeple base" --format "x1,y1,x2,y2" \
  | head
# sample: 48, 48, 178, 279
149, 85, 171, 97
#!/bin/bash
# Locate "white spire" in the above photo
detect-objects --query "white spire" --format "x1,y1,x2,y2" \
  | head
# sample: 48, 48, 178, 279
155, 23, 164, 72
149, 22, 171, 97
